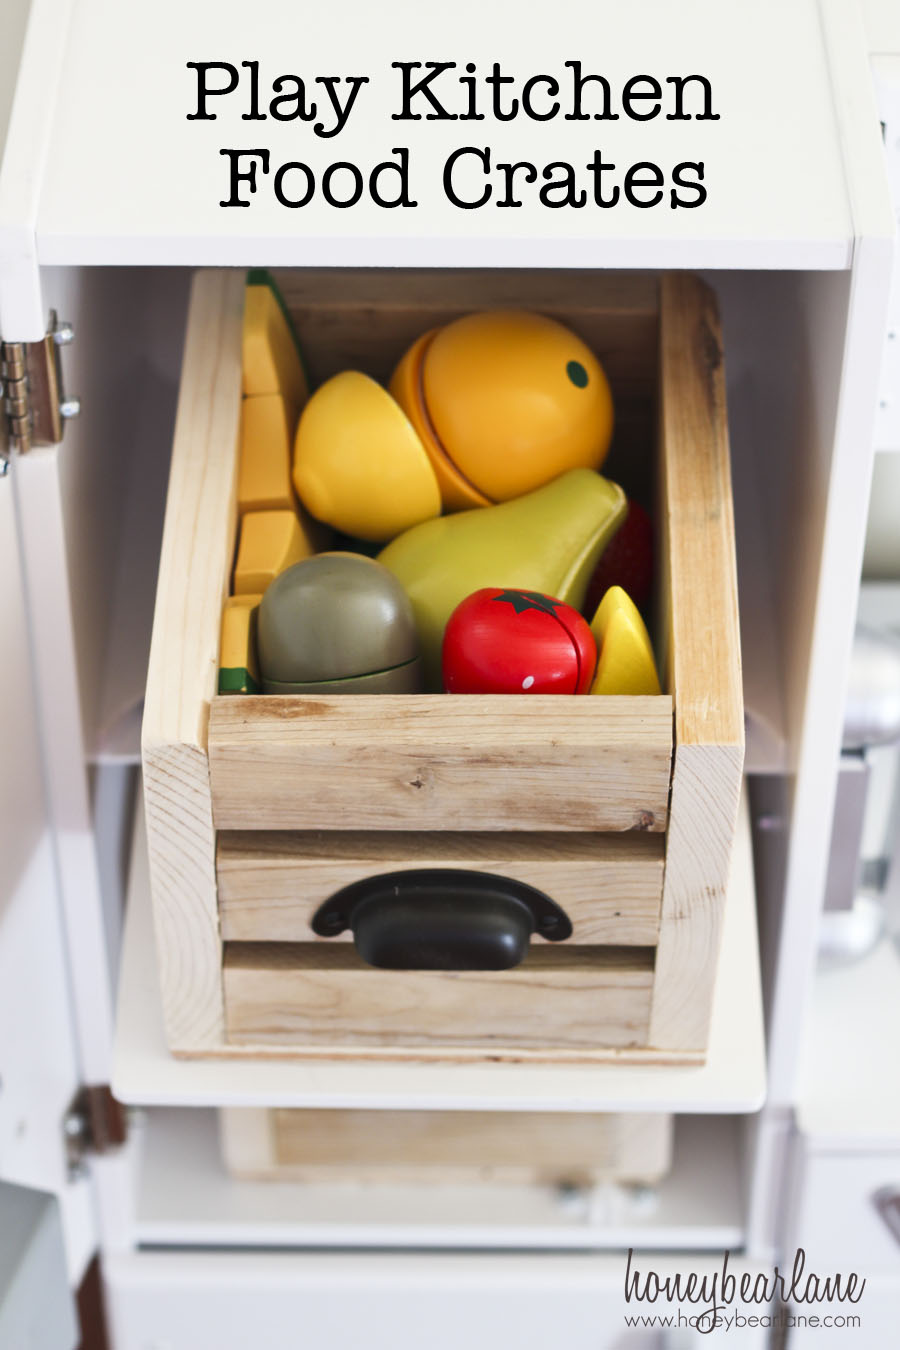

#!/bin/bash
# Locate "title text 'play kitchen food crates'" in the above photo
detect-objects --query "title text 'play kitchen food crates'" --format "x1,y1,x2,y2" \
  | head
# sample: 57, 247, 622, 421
141, 268, 743, 1065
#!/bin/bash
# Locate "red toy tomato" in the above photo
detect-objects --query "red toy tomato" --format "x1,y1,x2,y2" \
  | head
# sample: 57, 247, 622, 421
442, 588, 597, 694
583, 498, 654, 617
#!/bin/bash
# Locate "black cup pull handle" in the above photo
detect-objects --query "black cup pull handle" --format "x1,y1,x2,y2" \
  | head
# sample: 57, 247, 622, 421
311, 868, 573, 972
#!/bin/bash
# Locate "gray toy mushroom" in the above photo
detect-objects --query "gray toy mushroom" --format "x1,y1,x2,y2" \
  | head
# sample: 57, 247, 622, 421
257, 552, 423, 694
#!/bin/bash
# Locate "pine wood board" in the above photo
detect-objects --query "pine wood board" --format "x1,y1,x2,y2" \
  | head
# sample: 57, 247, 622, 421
208, 694, 673, 833
141, 269, 245, 1052
223, 943, 655, 1052
219, 1106, 674, 1185
648, 273, 744, 1052
272, 268, 659, 421
216, 829, 665, 946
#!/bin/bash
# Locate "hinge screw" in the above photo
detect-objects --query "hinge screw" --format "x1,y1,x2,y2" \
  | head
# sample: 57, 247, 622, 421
59, 397, 81, 420
64, 1111, 86, 1140
52, 322, 75, 347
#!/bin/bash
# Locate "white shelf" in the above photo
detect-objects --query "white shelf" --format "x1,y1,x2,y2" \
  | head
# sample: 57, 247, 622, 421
113, 789, 765, 1113
134, 1108, 744, 1252
34, 0, 852, 271
797, 935, 900, 1146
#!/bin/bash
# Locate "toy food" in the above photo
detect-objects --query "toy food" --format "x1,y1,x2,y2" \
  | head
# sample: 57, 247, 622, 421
443, 588, 597, 695
293, 371, 441, 542
257, 552, 424, 694
389, 330, 491, 511
242, 269, 310, 412
233, 508, 318, 594
218, 594, 262, 694
389, 310, 614, 508
589, 586, 661, 696
238, 393, 297, 516
378, 468, 626, 689
583, 498, 654, 616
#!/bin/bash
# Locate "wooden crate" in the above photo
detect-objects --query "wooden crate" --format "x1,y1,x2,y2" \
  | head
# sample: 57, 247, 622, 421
141, 268, 743, 1064
219, 1108, 674, 1186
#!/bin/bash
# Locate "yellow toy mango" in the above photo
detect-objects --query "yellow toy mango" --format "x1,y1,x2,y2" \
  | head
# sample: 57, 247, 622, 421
242, 270, 310, 412
293, 371, 441, 543
589, 586, 661, 696
378, 469, 626, 689
238, 394, 297, 516
390, 311, 614, 509
218, 594, 262, 695
232, 509, 317, 595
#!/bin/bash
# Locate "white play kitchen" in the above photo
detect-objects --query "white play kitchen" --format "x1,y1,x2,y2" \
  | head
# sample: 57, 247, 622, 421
1, 1, 899, 1346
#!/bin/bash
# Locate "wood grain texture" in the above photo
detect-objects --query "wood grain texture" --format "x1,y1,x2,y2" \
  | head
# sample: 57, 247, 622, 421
208, 694, 673, 833
217, 830, 665, 946
275, 269, 659, 498
141, 270, 245, 1051
649, 273, 744, 1053
223, 944, 655, 1051
219, 1107, 673, 1185
273, 268, 659, 390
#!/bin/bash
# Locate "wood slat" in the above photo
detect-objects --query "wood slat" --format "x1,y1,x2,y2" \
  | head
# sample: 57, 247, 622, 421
649, 273, 745, 1053
219, 1107, 673, 1185
223, 943, 655, 1052
141, 270, 245, 1052
273, 269, 659, 385
216, 830, 665, 946
208, 694, 673, 833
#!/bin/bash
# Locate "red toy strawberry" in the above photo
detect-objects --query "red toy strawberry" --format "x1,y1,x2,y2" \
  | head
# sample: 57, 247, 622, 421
442, 588, 597, 694
583, 499, 654, 617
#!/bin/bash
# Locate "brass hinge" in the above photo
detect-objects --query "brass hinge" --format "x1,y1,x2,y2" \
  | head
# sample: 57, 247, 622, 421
1, 312, 79, 474
63, 1085, 128, 1179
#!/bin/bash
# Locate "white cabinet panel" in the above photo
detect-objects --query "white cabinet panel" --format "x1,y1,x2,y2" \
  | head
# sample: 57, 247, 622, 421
105, 1250, 771, 1350
0, 469, 96, 1281
36, 0, 852, 269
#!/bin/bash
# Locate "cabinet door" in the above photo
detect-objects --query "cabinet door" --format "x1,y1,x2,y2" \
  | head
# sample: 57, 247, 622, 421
0, 465, 97, 1278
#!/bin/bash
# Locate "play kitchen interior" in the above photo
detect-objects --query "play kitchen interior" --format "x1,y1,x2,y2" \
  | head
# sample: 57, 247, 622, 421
141, 265, 743, 1063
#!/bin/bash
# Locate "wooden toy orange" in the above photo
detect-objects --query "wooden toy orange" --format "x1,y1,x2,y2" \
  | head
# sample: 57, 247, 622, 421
390, 310, 614, 508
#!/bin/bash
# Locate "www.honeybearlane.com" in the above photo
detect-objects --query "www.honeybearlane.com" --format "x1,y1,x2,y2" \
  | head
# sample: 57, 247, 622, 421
621, 1248, 865, 1335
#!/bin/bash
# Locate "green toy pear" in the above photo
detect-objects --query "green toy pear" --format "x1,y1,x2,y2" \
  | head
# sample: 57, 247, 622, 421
378, 469, 627, 689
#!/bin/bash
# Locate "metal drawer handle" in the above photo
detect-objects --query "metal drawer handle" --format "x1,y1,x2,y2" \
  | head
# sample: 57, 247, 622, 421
311, 868, 573, 972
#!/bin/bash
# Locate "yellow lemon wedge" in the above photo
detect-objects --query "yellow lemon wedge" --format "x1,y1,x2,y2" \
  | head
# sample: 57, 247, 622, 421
589, 585, 661, 696
293, 371, 441, 543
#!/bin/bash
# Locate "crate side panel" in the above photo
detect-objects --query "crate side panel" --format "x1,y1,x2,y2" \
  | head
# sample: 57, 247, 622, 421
649, 273, 745, 1053
141, 270, 245, 1051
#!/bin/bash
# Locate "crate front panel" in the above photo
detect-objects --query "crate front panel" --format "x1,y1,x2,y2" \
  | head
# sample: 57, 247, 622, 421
216, 829, 666, 946
223, 943, 656, 1051
207, 694, 673, 833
